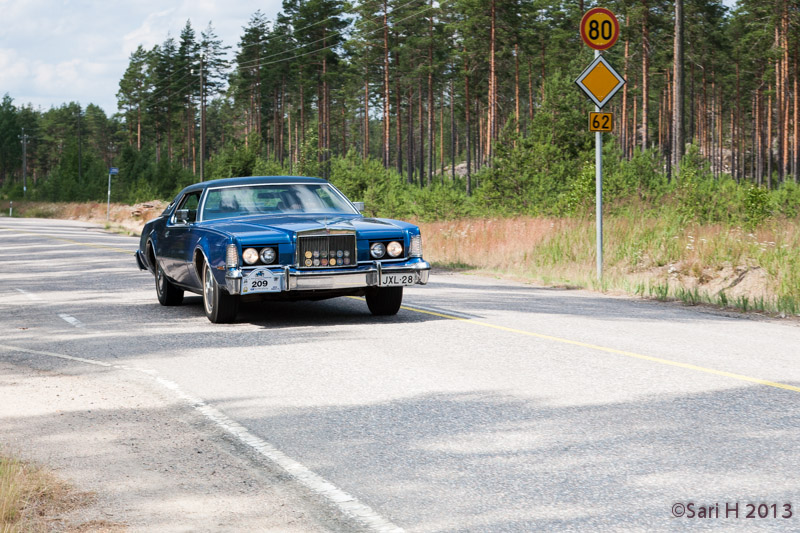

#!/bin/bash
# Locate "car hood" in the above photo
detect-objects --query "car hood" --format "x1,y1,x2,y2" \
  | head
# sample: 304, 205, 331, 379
201, 214, 411, 241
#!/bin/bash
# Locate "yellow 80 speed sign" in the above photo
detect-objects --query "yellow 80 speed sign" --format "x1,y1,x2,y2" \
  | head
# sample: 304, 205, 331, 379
580, 8, 620, 51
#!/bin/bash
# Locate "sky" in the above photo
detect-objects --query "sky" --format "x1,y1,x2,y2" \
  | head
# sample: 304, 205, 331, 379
0, 0, 283, 116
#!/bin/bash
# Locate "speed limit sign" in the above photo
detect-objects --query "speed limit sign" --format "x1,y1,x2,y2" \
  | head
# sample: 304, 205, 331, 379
580, 8, 620, 50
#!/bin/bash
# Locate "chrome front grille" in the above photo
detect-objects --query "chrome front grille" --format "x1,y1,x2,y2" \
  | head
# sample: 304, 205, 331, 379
297, 233, 356, 268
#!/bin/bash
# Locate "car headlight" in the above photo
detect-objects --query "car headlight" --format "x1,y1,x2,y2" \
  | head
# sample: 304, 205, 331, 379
242, 247, 259, 265
409, 234, 423, 257
260, 247, 276, 264
370, 242, 386, 259
386, 241, 403, 258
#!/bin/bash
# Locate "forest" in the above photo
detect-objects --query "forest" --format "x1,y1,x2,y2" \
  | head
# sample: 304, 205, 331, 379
0, 0, 799, 226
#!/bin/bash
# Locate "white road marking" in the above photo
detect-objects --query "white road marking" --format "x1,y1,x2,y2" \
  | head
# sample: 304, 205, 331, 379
15, 288, 43, 301
0, 343, 404, 533
58, 314, 86, 328
0, 344, 112, 367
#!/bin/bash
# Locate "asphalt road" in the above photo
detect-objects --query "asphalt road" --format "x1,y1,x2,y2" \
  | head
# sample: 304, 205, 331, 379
2, 217, 800, 532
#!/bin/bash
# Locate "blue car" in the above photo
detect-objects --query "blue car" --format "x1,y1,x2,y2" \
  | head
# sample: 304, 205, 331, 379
136, 176, 431, 323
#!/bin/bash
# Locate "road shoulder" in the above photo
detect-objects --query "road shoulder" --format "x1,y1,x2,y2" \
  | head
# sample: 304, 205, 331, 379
0, 358, 342, 532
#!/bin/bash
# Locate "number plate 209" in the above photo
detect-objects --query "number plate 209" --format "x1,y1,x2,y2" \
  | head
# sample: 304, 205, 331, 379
380, 273, 418, 286
242, 269, 282, 294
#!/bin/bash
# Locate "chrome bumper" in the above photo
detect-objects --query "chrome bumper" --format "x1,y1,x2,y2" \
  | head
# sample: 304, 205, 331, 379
225, 260, 430, 295
135, 250, 147, 271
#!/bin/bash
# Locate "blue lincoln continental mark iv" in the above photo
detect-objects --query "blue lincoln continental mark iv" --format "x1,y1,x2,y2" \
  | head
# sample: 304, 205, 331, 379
136, 176, 431, 323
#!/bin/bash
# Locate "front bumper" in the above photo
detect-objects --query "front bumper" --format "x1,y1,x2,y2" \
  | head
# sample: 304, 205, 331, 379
135, 249, 148, 271
224, 259, 431, 295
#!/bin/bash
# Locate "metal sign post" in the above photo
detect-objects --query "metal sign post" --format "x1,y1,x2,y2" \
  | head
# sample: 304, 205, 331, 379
594, 50, 603, 282
576, 8, 623, 282
107, 167, 119, 221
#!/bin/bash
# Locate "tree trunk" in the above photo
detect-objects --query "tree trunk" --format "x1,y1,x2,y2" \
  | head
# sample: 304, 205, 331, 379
288, 102, 293, 172
767, 84, 773, 188
735, 62, 740, 182
408, 88, 414, 184
427, 1, 434, 183
419, 82, 425, 186
781, 6, 790, 180
622, 16, 630, 159
528, 57, 534, 122
383, 0, 391, 168
794, 48, 798, 182
540, 42, 546, 103
756, 85, 762, 185
515, 43, 520, 136
364, 74, 370, 160
396, 84, 403, 176
465, 62, 472, 194
440, 87, 445, 180
642, 0, 649, 150
671, 0, 685, 172
450, 80, 455, 181
775, 26, 784, 182
489, 0, 496, 163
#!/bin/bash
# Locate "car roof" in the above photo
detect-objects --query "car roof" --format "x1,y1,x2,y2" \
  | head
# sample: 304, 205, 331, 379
180, 176, 328, 195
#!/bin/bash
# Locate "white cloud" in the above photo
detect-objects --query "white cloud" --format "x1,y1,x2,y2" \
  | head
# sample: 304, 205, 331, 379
123, 8, 178, 56
0, 48, 30, 86
0, 1, 284, 114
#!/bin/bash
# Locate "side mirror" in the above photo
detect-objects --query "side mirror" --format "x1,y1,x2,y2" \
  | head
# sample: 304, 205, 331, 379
353, 201, 365, 213
175, 209, 193, 224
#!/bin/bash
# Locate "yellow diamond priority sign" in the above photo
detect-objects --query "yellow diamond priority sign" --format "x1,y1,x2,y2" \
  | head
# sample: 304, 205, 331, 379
575, 54, 626, 109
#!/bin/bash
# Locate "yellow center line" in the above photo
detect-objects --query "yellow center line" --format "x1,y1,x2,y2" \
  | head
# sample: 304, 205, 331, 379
394, 301, 800, 394
0, 226, 135, 255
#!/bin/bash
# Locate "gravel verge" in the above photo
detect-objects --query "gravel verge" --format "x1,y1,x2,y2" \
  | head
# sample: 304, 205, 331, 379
0, 358, 346, 532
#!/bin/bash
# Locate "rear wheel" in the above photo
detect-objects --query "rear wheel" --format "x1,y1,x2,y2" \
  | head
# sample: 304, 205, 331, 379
156, 263, 184, 306
203, 261, 239, 323
365, 286, 403, 316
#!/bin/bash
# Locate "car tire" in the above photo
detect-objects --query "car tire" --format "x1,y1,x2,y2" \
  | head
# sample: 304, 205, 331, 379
365, 286, 403, 316
203, 261, 238, 323
156, 262, 184, 306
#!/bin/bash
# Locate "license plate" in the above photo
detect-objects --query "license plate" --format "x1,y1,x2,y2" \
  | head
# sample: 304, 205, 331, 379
242, 269, 282, 294
380, 273, 418, 286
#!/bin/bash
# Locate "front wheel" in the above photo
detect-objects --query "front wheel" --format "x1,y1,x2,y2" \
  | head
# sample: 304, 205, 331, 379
203, 262, 239, 323
156, 263, 184, 306
365, 286, 403, 316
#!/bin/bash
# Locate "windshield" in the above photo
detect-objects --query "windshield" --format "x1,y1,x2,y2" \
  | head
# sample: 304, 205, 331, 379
201, 183, 358, 221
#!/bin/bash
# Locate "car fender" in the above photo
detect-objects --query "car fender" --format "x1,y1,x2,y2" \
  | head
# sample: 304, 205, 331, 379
192, 233, 232, 289
144, 234, 159, 274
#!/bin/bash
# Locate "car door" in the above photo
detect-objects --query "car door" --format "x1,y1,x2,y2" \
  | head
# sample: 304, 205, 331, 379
159, 191, 201, 286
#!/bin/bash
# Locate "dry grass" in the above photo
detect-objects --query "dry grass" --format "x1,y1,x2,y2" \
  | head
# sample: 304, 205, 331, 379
1, 453, 122, 533
0, 200, 166, 236
419, 215, 800, 315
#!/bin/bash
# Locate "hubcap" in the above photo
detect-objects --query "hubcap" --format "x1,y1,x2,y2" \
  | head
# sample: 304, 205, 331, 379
204, 264, 215, 313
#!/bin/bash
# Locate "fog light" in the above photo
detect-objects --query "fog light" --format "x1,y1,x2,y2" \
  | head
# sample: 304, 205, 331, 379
370, 242, 386, 259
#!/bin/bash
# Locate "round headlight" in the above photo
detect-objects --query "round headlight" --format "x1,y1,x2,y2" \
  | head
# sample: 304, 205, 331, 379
386, 241, 403, 258
242, 248, 259, 265
260, 247, 276, 264
370, 242, 386, 259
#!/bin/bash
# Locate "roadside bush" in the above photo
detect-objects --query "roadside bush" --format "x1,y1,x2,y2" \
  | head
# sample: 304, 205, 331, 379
743, 184, 773, 229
